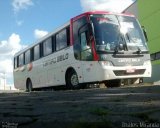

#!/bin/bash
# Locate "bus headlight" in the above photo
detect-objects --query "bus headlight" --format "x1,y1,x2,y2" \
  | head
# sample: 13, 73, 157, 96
143, 60, 151, 66
99, 61, 113, 66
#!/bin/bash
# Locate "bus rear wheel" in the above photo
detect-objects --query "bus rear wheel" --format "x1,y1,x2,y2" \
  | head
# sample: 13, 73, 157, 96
66, 70, 81, 89
26, 79, 33, 92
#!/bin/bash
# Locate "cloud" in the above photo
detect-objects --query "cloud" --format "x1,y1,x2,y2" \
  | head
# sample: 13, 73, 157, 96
12, 0, 34, 13
0, 33, 22, 55
34, 29, 48, 39
80, 0, 135, 13
0, 33, 26, 87
0, 59, 13, 75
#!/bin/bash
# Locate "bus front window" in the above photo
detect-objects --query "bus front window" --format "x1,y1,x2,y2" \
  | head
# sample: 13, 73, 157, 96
118, 15, 148, 52
90, 14, 121, 52
90, 14, 148, 53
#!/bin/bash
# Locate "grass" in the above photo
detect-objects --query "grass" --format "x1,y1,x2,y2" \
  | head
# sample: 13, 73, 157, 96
67, 107, 113, 128
90, 107, 109, 116
111, 98, 124, 102
131, 112, 159, 123
70, 121, 113, 128
108, 108, 160, 123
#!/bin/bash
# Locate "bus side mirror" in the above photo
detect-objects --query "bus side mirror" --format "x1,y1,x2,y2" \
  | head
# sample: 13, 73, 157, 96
142, 26, 148, 42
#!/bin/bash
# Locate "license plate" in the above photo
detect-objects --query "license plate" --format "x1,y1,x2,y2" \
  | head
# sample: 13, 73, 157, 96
126, 68, 135, 73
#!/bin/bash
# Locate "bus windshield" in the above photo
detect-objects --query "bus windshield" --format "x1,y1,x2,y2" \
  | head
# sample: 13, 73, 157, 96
90, 14, 148, 53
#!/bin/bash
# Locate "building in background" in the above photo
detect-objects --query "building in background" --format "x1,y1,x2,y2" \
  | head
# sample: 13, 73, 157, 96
123, 0, 138, 18
138, 0, 160, 83
124, 0, 160, 84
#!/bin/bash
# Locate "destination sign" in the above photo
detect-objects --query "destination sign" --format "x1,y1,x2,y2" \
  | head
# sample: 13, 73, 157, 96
43, 53, 69, 67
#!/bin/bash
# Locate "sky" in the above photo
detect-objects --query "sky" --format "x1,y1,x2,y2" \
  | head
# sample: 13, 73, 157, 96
0, 0, 135, 87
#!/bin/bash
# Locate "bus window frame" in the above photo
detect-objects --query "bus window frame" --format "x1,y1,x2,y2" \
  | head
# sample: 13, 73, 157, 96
14, 57, 18, 69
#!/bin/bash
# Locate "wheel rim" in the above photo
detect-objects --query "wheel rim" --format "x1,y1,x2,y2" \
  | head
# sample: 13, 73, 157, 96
71, 74, 79, 86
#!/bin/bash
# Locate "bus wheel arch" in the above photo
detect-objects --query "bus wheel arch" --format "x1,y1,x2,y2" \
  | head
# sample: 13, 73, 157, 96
26, 78, 33, 92
65, 67, 80, 89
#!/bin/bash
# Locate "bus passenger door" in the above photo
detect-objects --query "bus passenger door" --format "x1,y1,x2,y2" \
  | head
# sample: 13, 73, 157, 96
72, 16, 97, 83
79, 25, 97, 83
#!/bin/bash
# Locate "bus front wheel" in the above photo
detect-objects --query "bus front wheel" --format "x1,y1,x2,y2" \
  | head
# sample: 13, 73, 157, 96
66, 70, 80, 89
26, 79, 33, 92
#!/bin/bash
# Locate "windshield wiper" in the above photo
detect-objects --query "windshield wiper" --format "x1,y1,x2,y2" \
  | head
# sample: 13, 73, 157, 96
136, 46, 142, 54
133, 47, 149, 54
114, 44, 124, 54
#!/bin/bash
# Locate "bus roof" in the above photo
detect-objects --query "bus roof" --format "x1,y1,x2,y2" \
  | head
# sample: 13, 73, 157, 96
71, 11, 135, 21
83, 11, 135, 16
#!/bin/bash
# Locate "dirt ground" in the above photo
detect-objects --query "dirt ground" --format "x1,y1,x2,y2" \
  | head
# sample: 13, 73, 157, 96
0, 84, 160, 128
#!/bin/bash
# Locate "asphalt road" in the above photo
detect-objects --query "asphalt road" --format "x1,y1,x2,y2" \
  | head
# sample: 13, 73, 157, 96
0, 84, 160, 128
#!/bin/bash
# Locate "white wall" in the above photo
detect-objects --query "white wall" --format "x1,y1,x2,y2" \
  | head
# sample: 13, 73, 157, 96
144, 65, 160, 84
123, 1, 138, 18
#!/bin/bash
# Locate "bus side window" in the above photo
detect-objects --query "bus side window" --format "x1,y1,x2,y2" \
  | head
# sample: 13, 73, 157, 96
56, 29, 67, 51
34, 45, 40, 61
43, 38, 52, 56
25, 50, 31, 64
18, 54, 24, 67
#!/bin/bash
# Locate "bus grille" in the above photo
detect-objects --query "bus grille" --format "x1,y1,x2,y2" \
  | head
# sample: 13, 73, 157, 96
114, 69, 146, 76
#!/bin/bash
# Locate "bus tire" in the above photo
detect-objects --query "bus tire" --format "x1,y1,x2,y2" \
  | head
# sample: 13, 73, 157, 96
26, 79, 33, 92
66, 69, 80, 89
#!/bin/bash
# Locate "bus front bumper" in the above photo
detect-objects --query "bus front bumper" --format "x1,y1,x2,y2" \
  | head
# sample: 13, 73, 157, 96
97, 61, 152, 81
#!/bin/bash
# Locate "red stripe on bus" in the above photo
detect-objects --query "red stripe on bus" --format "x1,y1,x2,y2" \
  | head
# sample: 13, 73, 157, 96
91, 37, 99, 61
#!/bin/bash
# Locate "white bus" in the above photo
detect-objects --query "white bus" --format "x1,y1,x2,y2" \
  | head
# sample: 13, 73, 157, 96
13, 11, 151, 91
